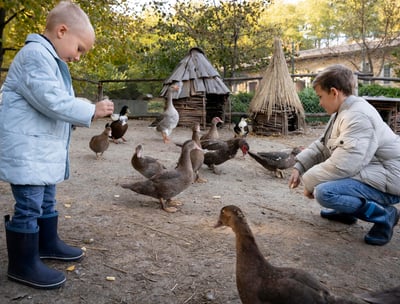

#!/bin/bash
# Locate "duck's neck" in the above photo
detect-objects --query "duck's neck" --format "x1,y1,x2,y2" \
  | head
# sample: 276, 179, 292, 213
177, 146, 193, 172
192, 131, 201, 145
227, 138, 241, 153
233, 219, 269, 270
210, 123, 217, 131
166, 93, 175, 110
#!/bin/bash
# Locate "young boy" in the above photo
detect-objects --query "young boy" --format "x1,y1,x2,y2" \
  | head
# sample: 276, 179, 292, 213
289, 64, 400, 246
0, 1, 114, 288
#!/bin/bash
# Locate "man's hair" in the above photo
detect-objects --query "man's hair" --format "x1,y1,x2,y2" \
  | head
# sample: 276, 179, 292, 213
46, 1, 93, 33
312, 64, 355, 96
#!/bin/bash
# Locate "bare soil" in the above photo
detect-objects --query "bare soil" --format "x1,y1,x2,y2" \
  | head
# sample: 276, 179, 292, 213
0, 118, 399, 304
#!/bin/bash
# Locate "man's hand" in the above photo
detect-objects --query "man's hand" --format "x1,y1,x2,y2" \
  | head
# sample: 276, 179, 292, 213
304, 188, 314, 199
288, 168, 301, 189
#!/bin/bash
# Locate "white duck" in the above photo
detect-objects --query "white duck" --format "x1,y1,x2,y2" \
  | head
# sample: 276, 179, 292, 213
149, 82, 182, 144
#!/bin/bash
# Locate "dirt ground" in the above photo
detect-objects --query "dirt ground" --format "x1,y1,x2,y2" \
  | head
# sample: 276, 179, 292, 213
0, 118, 399, 304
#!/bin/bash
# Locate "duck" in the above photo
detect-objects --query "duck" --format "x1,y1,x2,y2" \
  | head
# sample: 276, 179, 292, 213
358, 285, 400, 304
191, 122, 206, 183
200, 116, 223, 141
110, 105, 130, 144
214, 205, 356, 304
234, 115, 250, 138
89, 123, 111, 160
149, 81, 182, 144
201, 138, 249, 174
121, 140, 201, 213
177, 123, 206, 183
131, 144, 166, 179
248, 146, 302, 178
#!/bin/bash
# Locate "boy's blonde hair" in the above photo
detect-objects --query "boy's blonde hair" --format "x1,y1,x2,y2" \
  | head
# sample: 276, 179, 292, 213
46, 1, 94, 34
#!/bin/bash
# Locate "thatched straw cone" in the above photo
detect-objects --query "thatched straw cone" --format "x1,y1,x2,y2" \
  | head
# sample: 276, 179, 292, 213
249, 37, 305, 135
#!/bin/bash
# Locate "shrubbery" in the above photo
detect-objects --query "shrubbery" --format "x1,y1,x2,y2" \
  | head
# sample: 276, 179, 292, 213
229, 84, 400, 115
229, 92, 254, 113
297, 87, 322, 113
358, 83, 400, 98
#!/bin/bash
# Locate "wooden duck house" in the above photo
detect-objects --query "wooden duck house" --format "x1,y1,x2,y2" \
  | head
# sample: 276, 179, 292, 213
160, 47, 230, 129
249, 38, 306, 136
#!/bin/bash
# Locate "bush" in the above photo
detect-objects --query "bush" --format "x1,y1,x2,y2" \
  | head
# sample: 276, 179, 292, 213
226, 85, 400, 126
358, 83, 400, 98
229, 92, 254, 113
297, 87, 323, 113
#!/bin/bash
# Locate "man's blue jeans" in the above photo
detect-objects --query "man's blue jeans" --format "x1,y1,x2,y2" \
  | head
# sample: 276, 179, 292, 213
9, 184, 57, 232
314, 178, 400, 214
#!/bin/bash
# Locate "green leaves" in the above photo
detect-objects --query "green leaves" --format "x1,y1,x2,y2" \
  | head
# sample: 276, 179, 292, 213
2, 0, 400, 88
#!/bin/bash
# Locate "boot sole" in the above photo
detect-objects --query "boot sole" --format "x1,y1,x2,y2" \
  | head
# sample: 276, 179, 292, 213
40, 252, 85, 261
8, 274, 66, 289
320, 211, 357, 225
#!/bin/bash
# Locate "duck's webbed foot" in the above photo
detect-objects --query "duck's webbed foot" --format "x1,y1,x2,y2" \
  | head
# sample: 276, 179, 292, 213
168, 199, 183, 207
275, 169, 285, 179
195, 175, 208, 183
162, 132, 170, 144
210, 165, 221, 175
159, 198, 178, 213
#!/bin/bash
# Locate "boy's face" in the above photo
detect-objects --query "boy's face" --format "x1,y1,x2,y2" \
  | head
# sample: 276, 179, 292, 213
53, 24, 95, 63
314, 85, 341, 115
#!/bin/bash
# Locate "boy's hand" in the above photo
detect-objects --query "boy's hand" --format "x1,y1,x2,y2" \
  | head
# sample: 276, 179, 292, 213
93, 99, 114, 120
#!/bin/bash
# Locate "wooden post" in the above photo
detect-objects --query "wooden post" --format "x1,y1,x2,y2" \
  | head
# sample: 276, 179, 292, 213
202, 96, 206, 130
354, 73, 359, 96
97, 82, 103, 101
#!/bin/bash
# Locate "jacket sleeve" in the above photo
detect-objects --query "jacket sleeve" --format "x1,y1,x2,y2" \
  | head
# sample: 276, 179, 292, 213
301, 111, 378, 193
16, 47, 95, 127
294, 139, 330, 174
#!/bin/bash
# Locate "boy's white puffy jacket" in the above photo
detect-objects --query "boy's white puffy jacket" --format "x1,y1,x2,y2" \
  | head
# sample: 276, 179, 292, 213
0, 34, 95, 185
294, 95, 400, 196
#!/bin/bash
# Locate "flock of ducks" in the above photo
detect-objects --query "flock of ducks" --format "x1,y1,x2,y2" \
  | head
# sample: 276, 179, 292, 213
87, 82, 398, 303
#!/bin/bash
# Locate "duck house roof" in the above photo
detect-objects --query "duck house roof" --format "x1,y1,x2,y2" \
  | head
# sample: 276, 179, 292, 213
160, 47, 230, 98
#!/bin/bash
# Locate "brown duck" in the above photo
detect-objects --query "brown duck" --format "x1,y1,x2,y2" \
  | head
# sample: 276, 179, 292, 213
358, 285, 400, 304
121, 140, 201, 213
175, 122, 206, 183
131, 144, 166, 179
248, 146, 302, 178
214, 205, 357, 304
110, 105, 130, 144
89, 123, 111, 160
200, 116, 223, 141
190, 122, 206, 183
202, 138, 249, 174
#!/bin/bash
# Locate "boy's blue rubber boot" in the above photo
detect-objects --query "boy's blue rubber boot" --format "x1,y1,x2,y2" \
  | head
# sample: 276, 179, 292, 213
5, 215, 66, 289
353, 202, 399, 246
38, 212, 84, 261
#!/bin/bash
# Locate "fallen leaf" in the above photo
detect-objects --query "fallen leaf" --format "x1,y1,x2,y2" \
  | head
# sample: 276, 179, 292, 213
66, 265, 75, 271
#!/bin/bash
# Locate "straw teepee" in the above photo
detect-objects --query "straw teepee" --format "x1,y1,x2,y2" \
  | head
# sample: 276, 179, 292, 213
249, 37, 306, 136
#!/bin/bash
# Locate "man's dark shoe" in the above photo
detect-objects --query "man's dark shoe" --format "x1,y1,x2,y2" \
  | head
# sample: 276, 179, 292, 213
320, 209, 357, 225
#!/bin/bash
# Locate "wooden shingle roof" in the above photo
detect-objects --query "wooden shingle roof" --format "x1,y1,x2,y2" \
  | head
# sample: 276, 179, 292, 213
160, 47, 230, 98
